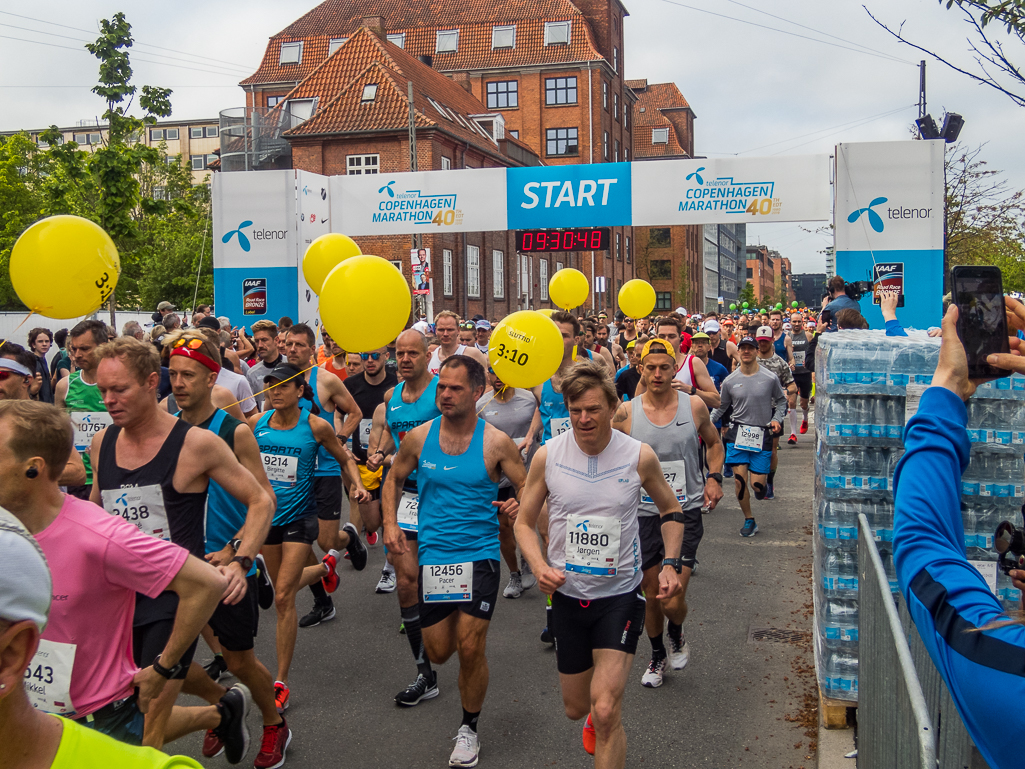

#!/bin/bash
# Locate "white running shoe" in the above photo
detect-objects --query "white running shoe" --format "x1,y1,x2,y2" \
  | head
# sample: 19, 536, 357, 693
668, 638, 690, 670
641, 656, 666, 688
519, 557, 537, 590
449, 725, 480, 768
503, 572, 523, 598
375, 569, 396, 594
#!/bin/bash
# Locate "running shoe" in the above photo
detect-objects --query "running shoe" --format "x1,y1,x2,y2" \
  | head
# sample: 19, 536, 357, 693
273, 681, 290, 714
582, 713, 596, 755
342, 522, 368, 571
449, 725, 480, 768
800, 418, 809, 434
641, 655, 667, 688
216, 683, 251, 765
723, 465, 734, 478
255, 554, 274, 610
765, 482, 775, 500
788, 434, 797, 446
366, 530, 379, 546
740, 518, 759, 537
540, 626, 554, 645
399, 622, 406, 635
519, 557, 537, 590
321, 552, 340, 593
202, 729, 224, 758
204, 654, 229, 682
503, 572, 523, 599
668, 638, 691, 670
394, 671, 439, 706
376, 569, 397, 593
298, 602, 335, 628
254, 719, 291, 769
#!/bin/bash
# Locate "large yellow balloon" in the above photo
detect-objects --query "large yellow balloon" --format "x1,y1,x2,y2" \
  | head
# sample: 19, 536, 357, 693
548, 268, 589, 310
537, 308, 555, 318
618, 279, 656, 319
10, 215, 119, 319
488, 311, 563, 389
303, 233, 361, 295
320, 256, 410, 352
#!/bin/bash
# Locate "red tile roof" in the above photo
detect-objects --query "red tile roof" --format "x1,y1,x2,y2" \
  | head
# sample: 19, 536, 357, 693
629, 80, 692, 159
241, 0, 605, 87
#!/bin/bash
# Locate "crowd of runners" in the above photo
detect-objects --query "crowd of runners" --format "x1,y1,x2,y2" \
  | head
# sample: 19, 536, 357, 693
0, 300, 831, 769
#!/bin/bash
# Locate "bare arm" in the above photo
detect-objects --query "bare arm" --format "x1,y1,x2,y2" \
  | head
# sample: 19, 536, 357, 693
689, 357, 721, 409
212, 385, 246, 422
785, 335, 795, 369
599, 346, 616, 373
54, 376, 69, 410
87, 428, 109, 506
611, 401, 631, 434
58, 450, 86, 487
486, 425, 527, 520
513, 447, 562, 594
310, 414, 370, 504
526, 386, 543, 446
381, 422, 429, 556
637, 444, 684, 599
366, 401, 395, 472
692, 396, 725, 511
326, 372, 361, 440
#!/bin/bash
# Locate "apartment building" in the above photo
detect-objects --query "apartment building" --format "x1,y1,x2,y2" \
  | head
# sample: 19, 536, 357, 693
745, 244, 776, 303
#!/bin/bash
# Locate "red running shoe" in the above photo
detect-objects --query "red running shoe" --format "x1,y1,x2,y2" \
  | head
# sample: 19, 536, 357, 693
202, 729, 224, 758
274, 681, 290, 714
582, 713, 596, 755
800, 418, 809, 434
366, 530, 379, 546
254, 719, 292, 769
321, 553, 339, 593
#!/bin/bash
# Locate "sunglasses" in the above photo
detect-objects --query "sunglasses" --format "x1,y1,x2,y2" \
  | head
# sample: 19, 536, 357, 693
360, 352, 383, 361
459, 322, 475, 330
171, 337, 204, 351
0, 370, 26, 382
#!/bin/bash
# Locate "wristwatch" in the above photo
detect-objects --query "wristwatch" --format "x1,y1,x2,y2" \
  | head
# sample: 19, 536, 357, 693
689, 385, 696, 395
706, 472, 723, 485
232, 555, 253, 572
152, 654, 184, 680
662, 558, 684, 574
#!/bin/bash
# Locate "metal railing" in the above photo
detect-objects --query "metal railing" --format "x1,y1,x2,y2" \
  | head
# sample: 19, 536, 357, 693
218, 107, 297, 173
858, 514, 986, 769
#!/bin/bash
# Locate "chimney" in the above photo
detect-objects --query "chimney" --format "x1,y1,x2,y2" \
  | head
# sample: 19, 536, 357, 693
418, 55, 433, 68
361, 15, 386, 39
449, 72, 472, 93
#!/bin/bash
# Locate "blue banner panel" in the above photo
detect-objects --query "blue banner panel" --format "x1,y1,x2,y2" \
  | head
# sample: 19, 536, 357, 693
214, 266, 298, 334
507, 163, 633, 229
836, 249, 944, 330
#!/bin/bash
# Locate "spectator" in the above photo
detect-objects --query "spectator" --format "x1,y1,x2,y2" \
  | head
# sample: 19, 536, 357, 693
162, 312, 182, 332
151, 300, 175, 325
821, 276, 861, 330
26, 327, 54, 403
121, 320, 145, 340
835, 308, 869, 330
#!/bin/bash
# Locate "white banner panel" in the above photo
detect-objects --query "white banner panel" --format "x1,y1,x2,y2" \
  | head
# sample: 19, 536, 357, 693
296, 170, 332, 327
212, 170, 296, 269
835, 140, 944, 252
631, 154, 831, 226
332, 168, 508, 237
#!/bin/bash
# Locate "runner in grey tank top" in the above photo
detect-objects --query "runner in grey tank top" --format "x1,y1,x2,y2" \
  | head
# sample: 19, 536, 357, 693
613, 342, 725, 689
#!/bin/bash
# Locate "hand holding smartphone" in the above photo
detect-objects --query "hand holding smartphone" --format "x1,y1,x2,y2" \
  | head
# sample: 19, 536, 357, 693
951, 265, 1011, 379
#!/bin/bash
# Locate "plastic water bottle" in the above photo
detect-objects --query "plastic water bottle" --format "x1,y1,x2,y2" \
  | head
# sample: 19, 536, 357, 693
826, 650, 859, 698
821, 598, 859, 647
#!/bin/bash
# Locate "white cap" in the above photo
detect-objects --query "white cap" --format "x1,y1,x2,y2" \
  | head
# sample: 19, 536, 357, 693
411, 320, 430, 335
0, 509, 51, 632
675, 307, 687, 316
702, 320, 721, 333
756, 325, 774, 340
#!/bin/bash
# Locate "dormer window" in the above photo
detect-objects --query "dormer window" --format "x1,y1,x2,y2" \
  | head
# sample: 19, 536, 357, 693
387, 33, 405, 48
361, 84, 378, 103
279, 41, 302, 65
544, 21, 571, 46
328, 38, 347, 56
652, 127, 669, 144
436, 29, 459, 54
492, 25, 515, 49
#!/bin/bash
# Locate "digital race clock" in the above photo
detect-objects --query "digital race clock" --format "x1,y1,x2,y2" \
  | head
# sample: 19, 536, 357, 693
516, 228, 610, 253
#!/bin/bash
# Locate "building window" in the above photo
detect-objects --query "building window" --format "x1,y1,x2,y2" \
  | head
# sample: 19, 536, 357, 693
205, 126, 218, 138
540, 258, 549, 300
443, 250, 453, 296
153, 186, 167, 201
190, 155, 206, 170
387, 33, 405, 48
436, 29, 459, 54
545, 76, 577, 105
652, 127, 669, 144
492, 25, 515, 49
361, 84, 378, 103
616, 233, 622, 261
603, 131, 609, 160
165, 128, 179, 140
614, 139, 619, 162
602, 80, 608, 110
546, 127, 578, 156
650, 260, 671, 279
625, 147, 629, 161
626, 235, 631, 263
190, 126, 203, 139
650, 228, 671, 247
509, 130, 519, 138
467, 246, 480, 298
328, 37, 347, 56
267, 96, 284, 108
73, 133, 89, 144
486, 80, 518, 109
613, 46, 619, 72
614, 93, 619, 121
747, 267, 753, 279
206, 154, 217, 167
555, 260, 564, 272
544, 20, 571, 45
279, 41, 302, 65
441, 156, 451, 170
287, 98, 316, 122
347, 154, 379, 174
493, 250, 505, 298
656, 292, 673, 310
625, 104, 630, 129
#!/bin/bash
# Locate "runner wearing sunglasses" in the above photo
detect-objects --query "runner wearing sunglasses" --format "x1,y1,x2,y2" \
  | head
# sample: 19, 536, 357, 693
458, 321, 476, 347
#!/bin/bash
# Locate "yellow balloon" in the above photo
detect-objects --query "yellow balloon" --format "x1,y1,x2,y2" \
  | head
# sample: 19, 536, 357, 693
488, 311, 563, 389
537, 308, 555, 318
10, 215, 119, 319
618, 279, 656, 319
548, 268, 589, 310
303, 233, 361, 295
320, 256, 410, 352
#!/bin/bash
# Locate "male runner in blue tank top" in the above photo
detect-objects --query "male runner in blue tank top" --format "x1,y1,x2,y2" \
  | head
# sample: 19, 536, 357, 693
366, 329, 444, 706
383, 355, 527, 768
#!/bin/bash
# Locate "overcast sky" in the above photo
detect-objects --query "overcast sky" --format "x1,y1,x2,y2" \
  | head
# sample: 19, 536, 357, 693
2, 0, 1022, 274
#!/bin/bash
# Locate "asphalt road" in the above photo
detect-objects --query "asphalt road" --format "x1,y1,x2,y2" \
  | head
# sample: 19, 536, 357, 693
175, 425, 820, 769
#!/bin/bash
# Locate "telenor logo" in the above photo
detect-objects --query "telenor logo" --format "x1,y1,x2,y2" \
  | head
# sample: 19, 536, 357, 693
223, 221, 253, 252
686, 167, 706, 185
379, 180, 396, 198
848, 197, 888, 233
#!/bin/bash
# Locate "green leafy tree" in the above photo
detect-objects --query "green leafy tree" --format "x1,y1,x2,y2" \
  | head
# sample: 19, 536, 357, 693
737, 281, 756, 307
0, 135, 45, 308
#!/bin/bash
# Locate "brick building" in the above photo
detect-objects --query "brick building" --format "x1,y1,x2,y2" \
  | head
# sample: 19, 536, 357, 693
771, 252, 796, 305
625, 79, 703, 313
745, 244, 775, 303
238, 0, 636, 314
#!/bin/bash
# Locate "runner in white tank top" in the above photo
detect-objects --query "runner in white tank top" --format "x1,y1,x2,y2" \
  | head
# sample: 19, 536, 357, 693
514, 360, 686, 768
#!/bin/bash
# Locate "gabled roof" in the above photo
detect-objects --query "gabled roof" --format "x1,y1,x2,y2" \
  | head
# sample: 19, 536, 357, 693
629, 80, 692, 159
241, 0, 605, 87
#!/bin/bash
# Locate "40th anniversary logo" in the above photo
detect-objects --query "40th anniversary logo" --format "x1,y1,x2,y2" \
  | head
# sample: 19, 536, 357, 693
372, 180, 464, 226
678, 167, 783, 217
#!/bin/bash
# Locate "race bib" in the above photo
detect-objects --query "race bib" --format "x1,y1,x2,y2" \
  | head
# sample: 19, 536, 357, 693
70, 411, 113, 453
397, 491, 419, 532
642, 460, 688, 506
565, 514, 621, 575
735, 425, 764, 452
24, 639, 76, 716
359, 418, 373, 450
550, 417, 571, 438
793, 350, 806, 366
422, 562, 473, 602
101, 484, 170, 540
262, 453, 298, 485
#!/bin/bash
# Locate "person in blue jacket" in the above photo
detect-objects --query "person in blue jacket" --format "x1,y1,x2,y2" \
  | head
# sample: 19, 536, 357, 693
893, 297, 1025, 769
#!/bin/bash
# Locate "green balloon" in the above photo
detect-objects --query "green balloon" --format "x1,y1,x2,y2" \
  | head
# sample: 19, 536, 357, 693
742, 302, 749, 308
729, 303, 737, 310
791, 301, 799, 308
775, 303, 783, 310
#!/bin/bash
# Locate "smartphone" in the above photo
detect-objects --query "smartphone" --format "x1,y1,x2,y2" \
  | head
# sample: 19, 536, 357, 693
951, 265, 1011, 379
820, 309, 832, 326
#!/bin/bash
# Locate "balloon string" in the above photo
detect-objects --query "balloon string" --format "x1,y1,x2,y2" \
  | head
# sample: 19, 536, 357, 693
475, 387, 502, 416
223, 362, 319, 410
0, 310, 35, 352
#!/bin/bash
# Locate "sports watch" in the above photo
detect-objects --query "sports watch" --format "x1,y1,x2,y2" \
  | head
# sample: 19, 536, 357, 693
662, 558, 684, 573
153, 654, 184, 680
707, 472, 723, 485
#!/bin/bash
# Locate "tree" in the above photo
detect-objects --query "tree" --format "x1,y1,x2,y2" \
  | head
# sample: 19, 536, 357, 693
737, 281, 756, 307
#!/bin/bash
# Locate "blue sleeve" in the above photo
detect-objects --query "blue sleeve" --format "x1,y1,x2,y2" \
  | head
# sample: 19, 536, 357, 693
884, 319, 908, 337
893, 386, 1025, 769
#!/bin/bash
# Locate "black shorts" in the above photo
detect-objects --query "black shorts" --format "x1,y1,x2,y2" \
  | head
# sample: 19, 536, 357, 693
132, 620, 199, 680
638, 508, 704, 572
419, 559, 500, 628
550, 589, 647, 675
209, 575, 260, 652
265, 514, 318, 546
793, 372, 812, 399
314, 475, 342, 521
75, 694, 144, 745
